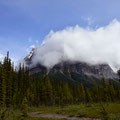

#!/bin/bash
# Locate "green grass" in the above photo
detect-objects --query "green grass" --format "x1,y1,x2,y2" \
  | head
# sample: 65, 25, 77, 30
0, 108, 22, 120
28, 103, 120, 119
1, 103, 120, 120
0, 108, 67, 120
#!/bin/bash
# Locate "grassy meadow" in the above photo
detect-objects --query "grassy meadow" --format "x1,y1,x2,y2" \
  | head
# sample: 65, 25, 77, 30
1, 103, 120, 120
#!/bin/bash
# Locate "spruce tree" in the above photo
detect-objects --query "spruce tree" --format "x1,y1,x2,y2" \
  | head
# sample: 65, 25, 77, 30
79, 84, 86, 103
0, 68, 6, 107
43, 75, 53, 105
62, 83, 73, 104
85, 88, 92, 103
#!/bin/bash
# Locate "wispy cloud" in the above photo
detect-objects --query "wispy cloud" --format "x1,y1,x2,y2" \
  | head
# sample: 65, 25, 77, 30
0, 53, 4, 60
31, 19, 120, 72
81, 16, 94, 26
26, 44, 35, 54
30, 45, 35, 48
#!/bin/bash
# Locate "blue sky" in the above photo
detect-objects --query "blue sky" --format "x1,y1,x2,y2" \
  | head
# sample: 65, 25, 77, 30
0, 0, 120, 61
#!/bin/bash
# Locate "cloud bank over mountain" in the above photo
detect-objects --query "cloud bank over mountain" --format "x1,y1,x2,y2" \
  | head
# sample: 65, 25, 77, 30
31, 19, 120, 72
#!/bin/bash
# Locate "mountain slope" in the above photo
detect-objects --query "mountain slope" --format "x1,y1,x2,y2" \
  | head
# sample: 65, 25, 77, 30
24, 49, 119, 86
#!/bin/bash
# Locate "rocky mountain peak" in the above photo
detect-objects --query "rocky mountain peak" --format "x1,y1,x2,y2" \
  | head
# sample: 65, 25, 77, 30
24, 49, 119, 80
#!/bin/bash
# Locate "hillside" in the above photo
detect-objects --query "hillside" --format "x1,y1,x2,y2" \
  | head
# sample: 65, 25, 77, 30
24, 49, 119, 86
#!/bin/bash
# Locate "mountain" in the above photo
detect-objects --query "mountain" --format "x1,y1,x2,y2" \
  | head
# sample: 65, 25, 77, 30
24, 49, 119, 86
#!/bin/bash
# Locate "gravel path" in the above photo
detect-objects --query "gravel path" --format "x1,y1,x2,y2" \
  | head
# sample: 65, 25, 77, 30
28, 112, 101, 120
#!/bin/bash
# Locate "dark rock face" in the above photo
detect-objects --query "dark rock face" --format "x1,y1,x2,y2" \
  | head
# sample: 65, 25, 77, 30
24, 49, 119, 80
28, 62, 118, 79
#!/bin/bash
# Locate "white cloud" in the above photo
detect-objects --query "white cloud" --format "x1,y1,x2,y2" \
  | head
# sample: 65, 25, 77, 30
0, 53, 4, 60
82, 16, 94, 26
26, 44, 35, 53
31, 19, 120, 72
87, 17, 94, 26
30, 45, 35, 48
28, 37, 39, 45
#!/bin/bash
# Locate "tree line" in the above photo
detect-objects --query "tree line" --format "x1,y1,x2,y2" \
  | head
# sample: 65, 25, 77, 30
0, 52, 120, 108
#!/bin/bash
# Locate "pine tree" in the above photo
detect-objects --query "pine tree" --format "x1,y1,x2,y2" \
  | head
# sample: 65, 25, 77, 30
85, 88, 92, 103
109, 84, 116, 102
43, 75, 53, 105
3, 52, 12, 107
101, 77, 108, 102
21, 97, 28, 120
92, 83, 100, 102
79, 84, 86, 103
0, 68, 6, 107
62, 83, 73, 105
